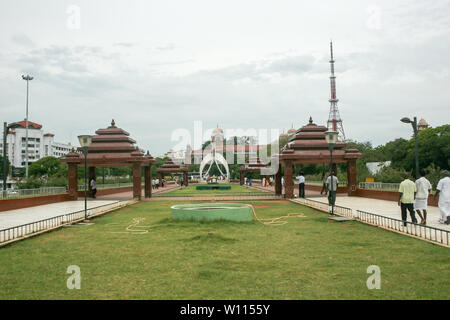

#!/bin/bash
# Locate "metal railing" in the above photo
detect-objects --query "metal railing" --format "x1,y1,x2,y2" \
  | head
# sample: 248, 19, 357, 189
358, 182, 400, 191
78, 182, 134, 191
0, 187, 67, 200
295, 197, 353, 217
293, 197, 449, 246
357, 210, 449, 246
303, 180, 348, 187
0, 201, 124, 246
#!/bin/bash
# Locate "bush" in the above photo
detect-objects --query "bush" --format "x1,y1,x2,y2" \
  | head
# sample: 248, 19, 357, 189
373, 166, 408, 183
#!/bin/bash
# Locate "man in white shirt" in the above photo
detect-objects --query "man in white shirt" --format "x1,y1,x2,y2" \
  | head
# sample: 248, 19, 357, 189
90, 178, 97, 198
326, 171, 339, 213
296, 172, 305, 198
414, 169, 432, 225
434, 170, 450, 225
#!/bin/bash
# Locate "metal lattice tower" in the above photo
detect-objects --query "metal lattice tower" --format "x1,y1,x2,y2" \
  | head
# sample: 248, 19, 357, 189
327, 41, 346, 140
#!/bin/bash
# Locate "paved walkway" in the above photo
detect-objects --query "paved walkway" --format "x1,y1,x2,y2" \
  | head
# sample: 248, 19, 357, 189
97, 184, 180, 201
0, 200, 119, 229
298, 195, 449, 231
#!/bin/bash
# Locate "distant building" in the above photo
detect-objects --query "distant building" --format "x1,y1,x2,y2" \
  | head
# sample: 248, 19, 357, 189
418, 118, 429, 132
366, 161, 391, 175
165, 149, 186, 163
190, 126, 265, 164
0, 120, 72, 170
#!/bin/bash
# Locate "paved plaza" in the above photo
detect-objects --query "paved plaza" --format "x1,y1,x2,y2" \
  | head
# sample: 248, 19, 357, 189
312, 195, 449, 231
0, 199, 119, 229
253, 184, 449, 231
0, 184, 180, 230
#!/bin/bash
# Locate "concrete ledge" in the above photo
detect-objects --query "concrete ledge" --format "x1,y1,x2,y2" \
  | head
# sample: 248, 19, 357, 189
355, 188, 438, 207
304, 184, 347, 194
0, 194, 71, 212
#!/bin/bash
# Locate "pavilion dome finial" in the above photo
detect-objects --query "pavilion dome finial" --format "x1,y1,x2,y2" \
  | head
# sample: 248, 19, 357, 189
309, 116, 313, 124
110, 119, 116, 128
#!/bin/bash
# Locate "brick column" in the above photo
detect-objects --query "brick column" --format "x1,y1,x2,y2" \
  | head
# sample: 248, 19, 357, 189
275, 164, 282, 195
68, 163, 78, 200
284, 160, 294, 199
144, 165, 152, 198
133, 163, 141, 200
347, 159, 357, 196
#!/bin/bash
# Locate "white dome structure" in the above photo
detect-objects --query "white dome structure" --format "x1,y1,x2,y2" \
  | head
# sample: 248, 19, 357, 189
199, 126, 230, 181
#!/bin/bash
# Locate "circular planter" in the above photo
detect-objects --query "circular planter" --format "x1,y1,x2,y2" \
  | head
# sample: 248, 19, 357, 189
171, 203, 253, 222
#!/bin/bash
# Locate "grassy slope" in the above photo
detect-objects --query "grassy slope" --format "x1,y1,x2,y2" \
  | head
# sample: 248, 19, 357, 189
0, 200, 449, 300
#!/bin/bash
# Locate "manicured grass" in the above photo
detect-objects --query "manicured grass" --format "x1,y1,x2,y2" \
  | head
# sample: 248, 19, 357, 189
0, 200, 449, 299
160, 183, 267, 196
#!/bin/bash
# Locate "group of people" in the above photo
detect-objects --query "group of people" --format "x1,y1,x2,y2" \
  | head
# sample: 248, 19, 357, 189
151, 178, 166, 189
261, 177, 273, 187
398, 170, 450, 226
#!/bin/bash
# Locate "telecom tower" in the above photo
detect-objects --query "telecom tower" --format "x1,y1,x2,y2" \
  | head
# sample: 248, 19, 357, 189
327, 41, 346, 140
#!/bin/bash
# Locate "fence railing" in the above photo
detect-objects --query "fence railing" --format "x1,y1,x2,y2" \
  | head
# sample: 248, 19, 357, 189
78, 182, 134, 191
0, 201, 124, 246
356, 210, 449, 246
358, 182, 400, 191
293, 197, 449, 247
295, 197, 353, 217
303, 180, 348, 187
0, 187, 67, 200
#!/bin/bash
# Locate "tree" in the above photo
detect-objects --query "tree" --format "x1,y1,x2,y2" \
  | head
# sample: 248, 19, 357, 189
29, 156, 63, 177
0, 155, 10, 179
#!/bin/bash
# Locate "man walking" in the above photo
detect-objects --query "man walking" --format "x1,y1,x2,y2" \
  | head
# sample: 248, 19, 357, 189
296, 172, 305, 198
414, 169, 432, 225
90, 178, 97, 199
398, 173, 417, 226
326, 171, 339, 213
434, 170, 450, 225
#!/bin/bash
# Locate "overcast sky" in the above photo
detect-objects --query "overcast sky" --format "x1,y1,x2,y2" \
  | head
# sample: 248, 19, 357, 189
0, 0, 449, 156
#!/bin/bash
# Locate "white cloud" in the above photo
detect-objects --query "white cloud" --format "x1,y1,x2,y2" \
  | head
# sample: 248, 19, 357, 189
0, 0, 449, 155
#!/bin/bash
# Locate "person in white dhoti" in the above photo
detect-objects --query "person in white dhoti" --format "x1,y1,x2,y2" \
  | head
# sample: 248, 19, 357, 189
414, 169, 432, 225
434, 170, 450, 225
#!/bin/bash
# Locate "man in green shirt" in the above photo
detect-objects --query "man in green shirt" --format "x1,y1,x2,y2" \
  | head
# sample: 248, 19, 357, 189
398, 173, 418, 226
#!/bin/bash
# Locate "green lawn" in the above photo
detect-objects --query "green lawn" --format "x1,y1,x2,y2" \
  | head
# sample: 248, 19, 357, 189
159, 183, 268, 196
0, 200, 449, 299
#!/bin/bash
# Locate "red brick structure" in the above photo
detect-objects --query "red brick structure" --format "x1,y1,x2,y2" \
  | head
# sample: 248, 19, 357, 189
156, 159, 189, 187
61, 120, 156, 200
277, 117, 363, 198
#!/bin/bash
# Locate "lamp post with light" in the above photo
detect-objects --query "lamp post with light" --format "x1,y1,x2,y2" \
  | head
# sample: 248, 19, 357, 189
78, 135, 92, 221
400, 117, 419, 179
324, 130, 339, 216
22, 74, 33, 178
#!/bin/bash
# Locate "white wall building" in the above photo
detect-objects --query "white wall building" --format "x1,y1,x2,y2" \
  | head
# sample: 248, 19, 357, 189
366, 161, 392, 175
0, 120, 72, 170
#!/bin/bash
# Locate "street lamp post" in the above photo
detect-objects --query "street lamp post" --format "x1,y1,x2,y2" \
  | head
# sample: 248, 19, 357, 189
2, 122, 12, 197
22, 75, 33, 178
324, 130, 339, 216
78, 135, 92, 221
401, 117, 419, 179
